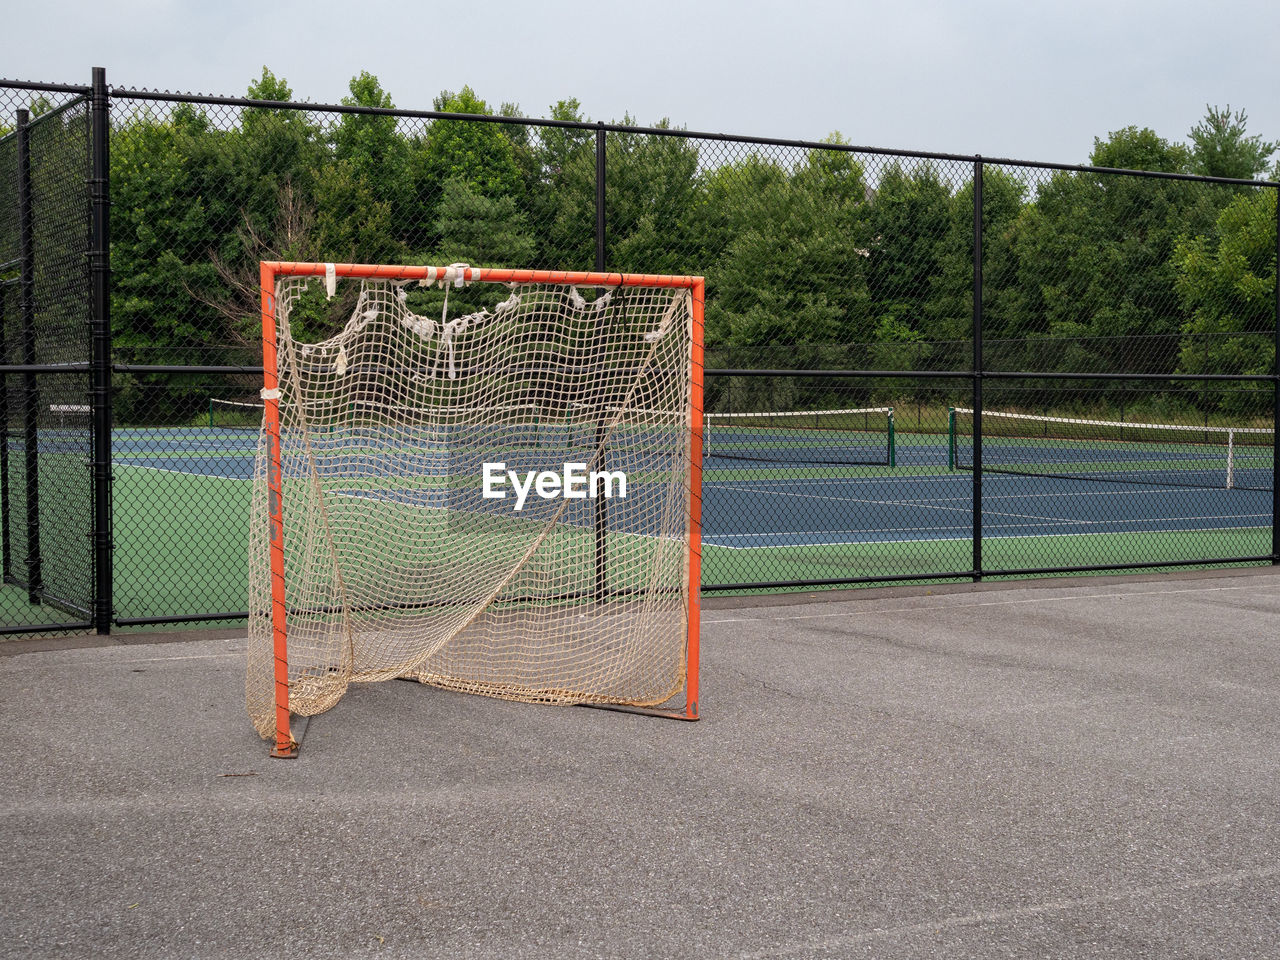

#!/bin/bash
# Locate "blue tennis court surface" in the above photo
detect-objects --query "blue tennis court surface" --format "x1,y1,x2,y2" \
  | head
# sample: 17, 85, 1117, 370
702, 473, 1269, 548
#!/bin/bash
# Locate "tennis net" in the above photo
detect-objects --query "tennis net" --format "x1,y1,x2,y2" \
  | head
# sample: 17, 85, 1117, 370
215, 397, 686, 472
304, 400, 678, 455
949, 408, 1274, 491
209, 398, 264, 431
705, 407, 895, 467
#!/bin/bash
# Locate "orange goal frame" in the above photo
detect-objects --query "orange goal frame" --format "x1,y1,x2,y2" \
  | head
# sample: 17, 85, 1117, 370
259, 262, 704, 757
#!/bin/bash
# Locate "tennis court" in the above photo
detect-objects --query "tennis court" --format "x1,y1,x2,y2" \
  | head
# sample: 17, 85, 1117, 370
701, 427, 1269, 584
88, 405, 1274, 627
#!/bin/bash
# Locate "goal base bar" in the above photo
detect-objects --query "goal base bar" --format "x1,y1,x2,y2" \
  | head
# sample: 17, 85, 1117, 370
580, 700, 700, 722
269, 698, 698, 759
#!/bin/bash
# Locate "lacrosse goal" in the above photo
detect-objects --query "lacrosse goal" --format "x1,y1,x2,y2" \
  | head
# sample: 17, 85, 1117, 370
247, 262, 703, 757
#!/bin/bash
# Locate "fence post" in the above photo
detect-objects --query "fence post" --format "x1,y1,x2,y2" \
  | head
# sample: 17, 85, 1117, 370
595, 121, 606, 272
593, 120, 607, 600
0, 278, 9, 583
89, 67, 113, 632
1273, 184, 1279, 565
16, 108, 41, 605
971, 158, 983, 581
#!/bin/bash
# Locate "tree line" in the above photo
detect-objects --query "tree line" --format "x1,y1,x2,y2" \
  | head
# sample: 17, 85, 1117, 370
88, 70, 1280, 420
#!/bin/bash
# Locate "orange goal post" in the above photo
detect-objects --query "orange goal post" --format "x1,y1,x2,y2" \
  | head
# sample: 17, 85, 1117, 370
247, 262, 704, 757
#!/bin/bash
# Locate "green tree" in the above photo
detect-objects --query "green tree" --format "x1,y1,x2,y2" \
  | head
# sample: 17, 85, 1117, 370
497, 100, 543, 203
604, 120, 702, 274
528, 113, 702, 276
420, 87, 524, 197
111, 104, 234, 361
865, 162, 953, 353
326, 71, 412, 248
535, 100, 593, 188
174, 69, 331, 356
925, 166, 1025, 349
26, 94, 56, 118
1002, 127, 1217, 376
110, 103, 244, 420
1187, 105, 1279, 181
432, 177, 535, 266
236, 68, 325, 242
1174, 188, 1277, 412
528, 99, 595, 269
231, 68, 326, 257
698, 135, 873, 377
313, 160, 403, 262
691, 152, 792, 288
334, 71, 399, 167
407, 86, 526, 256
244, 67, 295, 122
1090, 125, 1189, 173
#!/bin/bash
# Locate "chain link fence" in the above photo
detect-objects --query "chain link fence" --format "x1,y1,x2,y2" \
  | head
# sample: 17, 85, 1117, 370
1, 70, 1276, 633
0, 82, 100, 634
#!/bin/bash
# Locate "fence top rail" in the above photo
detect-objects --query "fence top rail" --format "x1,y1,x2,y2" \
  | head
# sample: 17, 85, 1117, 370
0, 78, 91, 95
9, 94, 91, 134
704, 368, 1279, 382
78, 84, 1275, 188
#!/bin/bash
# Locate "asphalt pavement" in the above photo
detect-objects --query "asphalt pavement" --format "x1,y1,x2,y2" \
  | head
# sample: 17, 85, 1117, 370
3, 568, 1279, 959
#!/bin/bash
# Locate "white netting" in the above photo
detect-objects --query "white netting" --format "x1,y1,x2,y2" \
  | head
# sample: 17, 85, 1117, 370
247, 271, 695, 739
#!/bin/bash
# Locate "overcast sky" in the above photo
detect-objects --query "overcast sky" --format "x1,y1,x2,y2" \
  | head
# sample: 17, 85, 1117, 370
3, 0, 1278, 167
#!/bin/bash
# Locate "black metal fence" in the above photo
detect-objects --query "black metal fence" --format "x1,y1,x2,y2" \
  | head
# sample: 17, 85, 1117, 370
0, 73, 110, 635
1, 68, 1276, 635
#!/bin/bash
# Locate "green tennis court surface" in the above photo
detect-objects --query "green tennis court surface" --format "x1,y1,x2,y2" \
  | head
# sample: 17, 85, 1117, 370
3, 418, 1270, 627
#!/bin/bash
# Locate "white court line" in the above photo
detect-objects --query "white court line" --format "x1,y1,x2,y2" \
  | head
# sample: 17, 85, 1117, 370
977, 484, 1269, 501
705, 473, 1268, 546
710, 470, 1267, 496
115, 651, 243, 663
704, 582, 1274, 624
710, 522, 978, 541
710, 473, 1266, 500
736, 863, 1280, 958
706, 479, 1263, 517
707, 525, 1270, 550
978, 511, 1271, 529
118, 445, 254, 455
706, 516, 1270, 548
708, 482, 977, 518
708, 473, 970, 490
114, 462, 249, 482
705, 538, 969, 550
712, 484, 1110, 534
903, 486, 1265, 505
0, 648, 245, 672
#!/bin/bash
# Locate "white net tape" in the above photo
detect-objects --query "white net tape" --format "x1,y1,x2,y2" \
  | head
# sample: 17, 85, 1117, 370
247, 273, 695, 739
